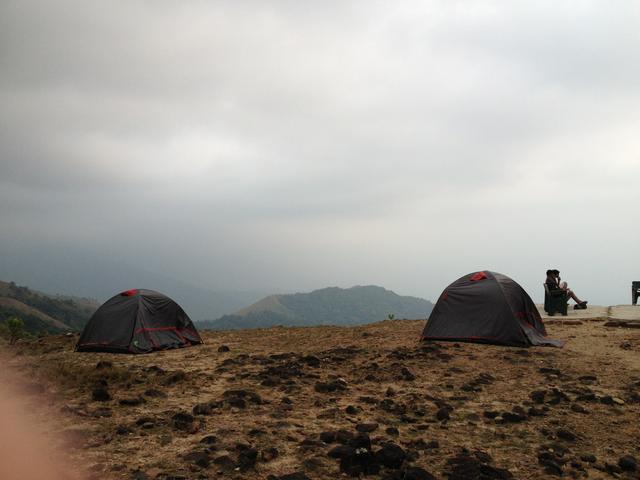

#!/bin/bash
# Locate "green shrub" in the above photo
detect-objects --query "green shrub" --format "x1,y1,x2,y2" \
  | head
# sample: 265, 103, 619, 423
6, 316, 25, 344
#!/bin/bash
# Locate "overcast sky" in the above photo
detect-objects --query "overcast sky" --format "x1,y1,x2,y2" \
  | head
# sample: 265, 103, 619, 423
1, 1, 639, 305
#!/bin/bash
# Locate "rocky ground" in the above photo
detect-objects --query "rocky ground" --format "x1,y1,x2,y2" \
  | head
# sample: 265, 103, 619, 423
2, 312, 640, 480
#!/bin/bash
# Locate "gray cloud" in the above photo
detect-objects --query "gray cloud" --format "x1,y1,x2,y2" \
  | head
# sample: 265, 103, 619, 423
1, 1, 639, 304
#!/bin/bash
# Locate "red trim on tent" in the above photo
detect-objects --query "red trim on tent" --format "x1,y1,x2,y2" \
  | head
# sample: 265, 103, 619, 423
135, 326, 183, 333
470, 272, 488, 281
120, 289, 138, 296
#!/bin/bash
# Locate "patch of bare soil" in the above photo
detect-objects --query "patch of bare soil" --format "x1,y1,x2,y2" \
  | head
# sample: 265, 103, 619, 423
2, 319, 640, 480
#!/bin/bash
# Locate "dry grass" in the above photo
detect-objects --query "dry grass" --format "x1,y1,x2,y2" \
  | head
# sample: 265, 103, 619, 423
2, 319, 640, 480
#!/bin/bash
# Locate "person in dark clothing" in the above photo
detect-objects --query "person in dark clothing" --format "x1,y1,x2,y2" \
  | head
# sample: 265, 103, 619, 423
546, 269, 587, 309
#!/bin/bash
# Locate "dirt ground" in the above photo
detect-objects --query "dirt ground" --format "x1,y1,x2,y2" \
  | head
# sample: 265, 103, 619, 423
2, 318, 640, 480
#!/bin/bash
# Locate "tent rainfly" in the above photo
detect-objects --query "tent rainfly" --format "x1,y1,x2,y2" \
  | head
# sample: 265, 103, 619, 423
421, 271, 563, 347
76, 289, 203, 353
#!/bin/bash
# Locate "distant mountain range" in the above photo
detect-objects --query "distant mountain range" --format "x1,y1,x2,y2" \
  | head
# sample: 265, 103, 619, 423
0, 250, 265, 321
198, 285, 433, 330
0, 280, 99, 334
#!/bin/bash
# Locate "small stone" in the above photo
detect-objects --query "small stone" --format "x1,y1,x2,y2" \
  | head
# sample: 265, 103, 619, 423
199, 435, 217, 445
163, 371, 187, 386
171, 412, 195, 432
385, 427, 399, 436
261, 447, 279, 462
237, 447, 258, 471
605, 462, 623, 474
143, 388, 167, 398
92, 388, 111, 402
273, 473, 311, 480
502, 412, 526, 423
580, 454, 596, 463
119, 397, 145, 407
375, 442, 406, 469
345, 405, 359, 415
570, 404, 588, 414
618, 455, 637, 471
183, 451, 211, 468
335, 429, 355, 444
193, 402, 214, 415
401, 466, 437, 480
301, 355, 321, 367
436, 407, 450, 421
320, 431, 336, 443
401, 367, 416, 381
356, 423, 379, 433
328, 445, 355, 459
116, 425, 133, 435
600, 395, 615, 405
218, 345, 230, 352
129, 470, 149, 480
556, 429, 576, 441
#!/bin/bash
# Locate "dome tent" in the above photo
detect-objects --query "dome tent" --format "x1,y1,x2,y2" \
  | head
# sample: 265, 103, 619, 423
421, 271, 562, 347
76, 289, 203, 353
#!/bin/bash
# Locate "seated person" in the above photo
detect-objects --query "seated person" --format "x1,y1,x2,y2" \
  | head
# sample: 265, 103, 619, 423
546, 269, 588, 309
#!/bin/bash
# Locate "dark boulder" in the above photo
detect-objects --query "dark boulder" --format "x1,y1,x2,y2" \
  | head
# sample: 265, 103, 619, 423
375, 442, 406, 469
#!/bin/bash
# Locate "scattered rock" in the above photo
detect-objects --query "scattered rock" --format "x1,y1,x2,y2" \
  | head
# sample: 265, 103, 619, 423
223, 389, 263, 407
163, 371, 187, 386
397, 466, 437, 480
116, 425, 133, 435
314, 378, 348, 393
375, 442, 406, 469
436, 407, 450, 421
445, 449, 513, 479
129, 470, 149, 480
356, 423, 379, 433
183, 450, 210, 468
218, 345, 230, 352
570, 404, 589, 414
261, 447, 279, 462
401, 367, 416, 381
556, 429, 577, 442
171, 412, 196, 432
92, 387, 111, 402
502, 411, 526, 423
199, 435, 217, 445
237, 446, 259, 471
267, 473, 311, 480
143, 388, 168, 398
301, 355, 321, 367
618, 455, 637, 472
95, 361, 113, 370
119, 397, 145, 407
193, 401, 220, 415
530, 390, 546, 404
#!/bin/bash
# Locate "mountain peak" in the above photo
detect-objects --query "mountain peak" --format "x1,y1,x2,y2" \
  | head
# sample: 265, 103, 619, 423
199, 285, 433, 330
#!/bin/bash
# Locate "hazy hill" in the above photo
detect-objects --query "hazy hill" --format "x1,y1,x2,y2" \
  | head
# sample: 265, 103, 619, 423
0, 280, 99, 333
0, 249, 265, 321
199, 285, 433, 330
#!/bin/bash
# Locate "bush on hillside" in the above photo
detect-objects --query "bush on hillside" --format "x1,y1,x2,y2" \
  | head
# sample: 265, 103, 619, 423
4, 316, 25, 344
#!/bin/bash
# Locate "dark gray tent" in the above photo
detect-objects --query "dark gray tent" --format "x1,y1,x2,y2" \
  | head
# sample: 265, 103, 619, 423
76, 289, 203, 353
421, 271, 562, 347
